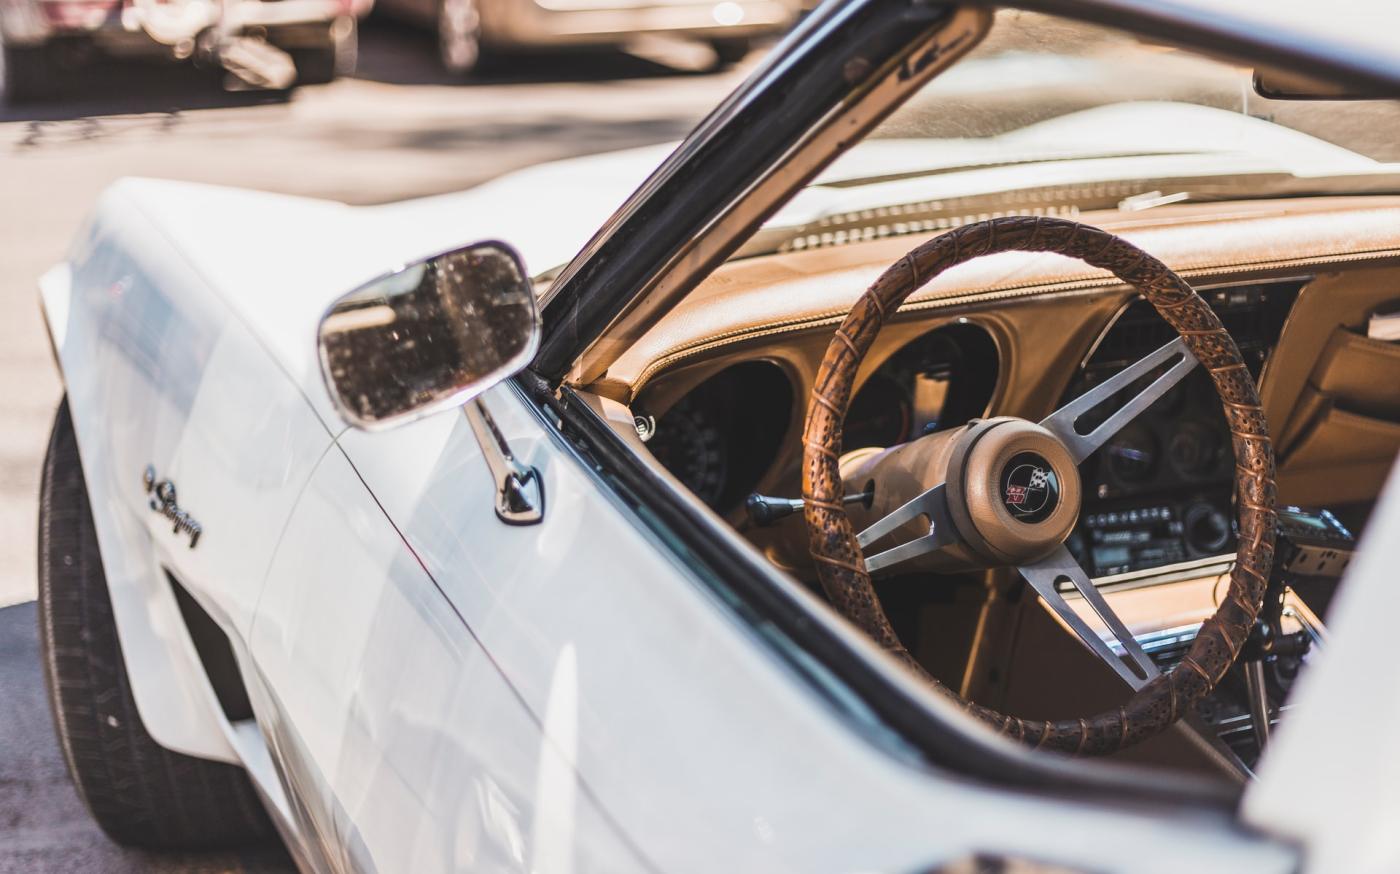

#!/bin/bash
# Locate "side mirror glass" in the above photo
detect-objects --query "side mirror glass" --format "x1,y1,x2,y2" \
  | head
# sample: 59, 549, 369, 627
319, 241, 540, 429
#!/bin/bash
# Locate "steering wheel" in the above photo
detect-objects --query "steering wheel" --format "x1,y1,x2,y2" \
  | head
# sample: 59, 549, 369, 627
802, 216, 1276, 755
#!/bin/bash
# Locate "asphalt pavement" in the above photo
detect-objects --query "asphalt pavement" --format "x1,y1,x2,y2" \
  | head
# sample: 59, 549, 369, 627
0, 602, 297, 872
0, 23, 743, 869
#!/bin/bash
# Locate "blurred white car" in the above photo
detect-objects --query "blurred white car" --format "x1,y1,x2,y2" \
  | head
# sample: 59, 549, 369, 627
374, 0, 801, 74
0, 0, 369, 103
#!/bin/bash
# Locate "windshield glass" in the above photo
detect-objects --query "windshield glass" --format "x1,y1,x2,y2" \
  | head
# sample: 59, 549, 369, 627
745, 11, 1400, 258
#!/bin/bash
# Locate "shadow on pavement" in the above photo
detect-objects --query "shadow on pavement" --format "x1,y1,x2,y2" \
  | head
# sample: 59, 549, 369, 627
0, 602, 296, 874
333, 113, 695, 154
2, 18, 722, 125
352, 15, 711, 86
0, 58, 291, 124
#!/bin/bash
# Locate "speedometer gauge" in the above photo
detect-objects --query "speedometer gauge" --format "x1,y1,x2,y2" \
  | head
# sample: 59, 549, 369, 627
843, 374, 910, 449
645, 397, 728, 507
842, 323, 1000, 449
1105, 425, 1158, 484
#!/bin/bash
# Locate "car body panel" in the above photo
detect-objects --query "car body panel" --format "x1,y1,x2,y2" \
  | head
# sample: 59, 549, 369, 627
1243, 458, 1400, 873
37, 149, 674, 762
85, 155, 664, 428
41, 182, 335, 762
252, 434, 653, 874
327, 382, 1294, 874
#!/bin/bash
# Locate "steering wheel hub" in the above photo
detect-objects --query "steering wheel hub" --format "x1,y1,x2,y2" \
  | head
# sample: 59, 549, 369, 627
999, 453, 1059, 521
945, 418, 1081, 565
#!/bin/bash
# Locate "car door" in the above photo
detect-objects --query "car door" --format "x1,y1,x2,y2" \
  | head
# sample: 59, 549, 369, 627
259, 372, 1303, 874
250, 384, 651, 874
1243, 460, 1400, 874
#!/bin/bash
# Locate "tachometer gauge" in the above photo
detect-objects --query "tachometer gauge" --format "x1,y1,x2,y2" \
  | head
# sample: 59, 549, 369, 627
844, 374, 911, 449
1105, 425, 1158, 484
1168, 422, 1219, 477
841, 324, 999, 449
646, 397, 728, 507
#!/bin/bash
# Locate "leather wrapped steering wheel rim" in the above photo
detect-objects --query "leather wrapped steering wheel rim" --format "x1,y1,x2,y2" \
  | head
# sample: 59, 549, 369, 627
802, 216, 1277, 756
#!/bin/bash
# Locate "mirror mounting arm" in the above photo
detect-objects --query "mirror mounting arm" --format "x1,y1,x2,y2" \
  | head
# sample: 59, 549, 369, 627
465, 397, 545, 525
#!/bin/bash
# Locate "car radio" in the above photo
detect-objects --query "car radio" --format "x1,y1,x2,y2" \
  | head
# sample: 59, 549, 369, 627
1070, 493, 1235, 577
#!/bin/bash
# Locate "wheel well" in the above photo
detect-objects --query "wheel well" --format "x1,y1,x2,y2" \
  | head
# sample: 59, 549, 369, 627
166, 571, 256, 724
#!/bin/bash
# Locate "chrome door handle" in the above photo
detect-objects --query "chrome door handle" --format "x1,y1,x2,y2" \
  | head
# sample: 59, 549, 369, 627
465, 398, 544, 525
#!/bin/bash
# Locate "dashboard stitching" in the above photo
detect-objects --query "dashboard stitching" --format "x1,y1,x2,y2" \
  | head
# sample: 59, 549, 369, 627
623, 246, 1400, 393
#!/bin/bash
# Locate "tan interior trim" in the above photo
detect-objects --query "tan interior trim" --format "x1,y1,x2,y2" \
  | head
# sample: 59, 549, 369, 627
604, 197, 1400, 397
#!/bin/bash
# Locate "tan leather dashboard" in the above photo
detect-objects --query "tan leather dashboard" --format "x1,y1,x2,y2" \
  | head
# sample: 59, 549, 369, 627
597, 196, 1400, 536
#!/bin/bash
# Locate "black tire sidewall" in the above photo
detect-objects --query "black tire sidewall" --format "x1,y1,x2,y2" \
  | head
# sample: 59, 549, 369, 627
36, 397, 272, 850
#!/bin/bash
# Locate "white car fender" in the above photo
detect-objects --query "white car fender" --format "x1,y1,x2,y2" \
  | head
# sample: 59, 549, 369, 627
41, 224, 243, 764
40, 182, 339, 764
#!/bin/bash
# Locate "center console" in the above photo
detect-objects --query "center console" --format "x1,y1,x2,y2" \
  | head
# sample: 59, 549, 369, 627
1063, 278, 1305, 578
1071, 491, 1234, 577
1063, 505, 1355, 773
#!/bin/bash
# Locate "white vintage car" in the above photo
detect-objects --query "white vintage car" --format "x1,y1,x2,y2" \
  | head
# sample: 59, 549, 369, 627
34, 1, 1400, 872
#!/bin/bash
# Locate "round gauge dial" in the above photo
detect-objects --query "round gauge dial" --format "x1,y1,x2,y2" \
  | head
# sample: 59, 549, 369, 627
1168, 422, 1219, 477
1104, 426, 1158, 484
645, 397, 727, 507
841, 324, 998, 449
1183, 503, 1232, 553
843, 374, 911, 449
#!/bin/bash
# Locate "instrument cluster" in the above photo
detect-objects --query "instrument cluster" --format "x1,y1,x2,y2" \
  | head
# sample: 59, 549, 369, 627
843, 322, 1000, 451
643, 360, 793, 512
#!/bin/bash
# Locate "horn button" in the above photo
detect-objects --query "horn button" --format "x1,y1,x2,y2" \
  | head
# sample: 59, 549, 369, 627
946, 417, 1081, 566
999, 452, 1061, 522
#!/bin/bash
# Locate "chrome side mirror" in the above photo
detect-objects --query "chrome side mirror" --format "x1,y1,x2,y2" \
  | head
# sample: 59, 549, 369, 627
318, 242, 539, 429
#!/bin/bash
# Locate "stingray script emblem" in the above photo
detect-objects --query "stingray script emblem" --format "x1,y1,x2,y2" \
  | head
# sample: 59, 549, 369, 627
143, 465, 202, 548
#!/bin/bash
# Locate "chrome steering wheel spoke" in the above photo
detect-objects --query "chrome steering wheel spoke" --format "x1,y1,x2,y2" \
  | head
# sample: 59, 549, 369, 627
857, 483, 962, 575
854, 340, 1199, 640
1040, 336, 1198, 465
1018, 545, 1160, 690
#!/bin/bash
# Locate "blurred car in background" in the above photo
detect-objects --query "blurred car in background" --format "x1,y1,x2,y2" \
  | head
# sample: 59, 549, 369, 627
0, 0, 369, 103
374, 0, 801, 75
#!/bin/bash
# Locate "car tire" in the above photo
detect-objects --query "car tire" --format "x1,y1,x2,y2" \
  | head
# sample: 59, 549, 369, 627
710, 36, 752, 68
37, 398, 273, 850
1, 42, 61, 104
438, 0, 488, 75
